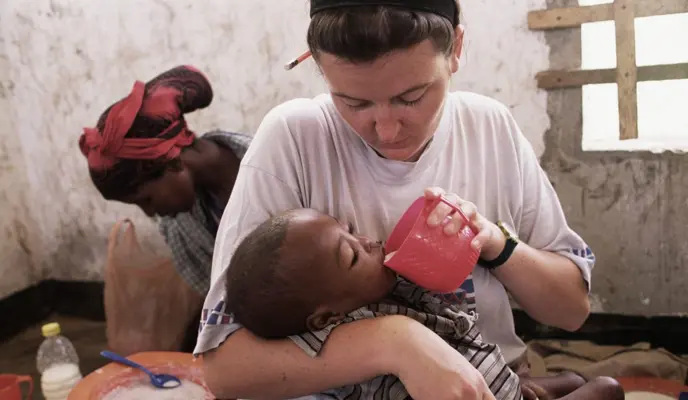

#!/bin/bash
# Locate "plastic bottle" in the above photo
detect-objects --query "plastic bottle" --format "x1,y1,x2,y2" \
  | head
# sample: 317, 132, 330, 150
36, 322, 83, 400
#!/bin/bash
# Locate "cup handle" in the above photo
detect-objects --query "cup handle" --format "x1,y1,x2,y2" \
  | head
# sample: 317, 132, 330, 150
436, 196, 479, 234
16, 375, 33, 399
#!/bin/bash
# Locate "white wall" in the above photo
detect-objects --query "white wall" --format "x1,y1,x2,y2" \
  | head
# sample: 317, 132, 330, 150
0, 26, 38, 299
0, 0, 550, 299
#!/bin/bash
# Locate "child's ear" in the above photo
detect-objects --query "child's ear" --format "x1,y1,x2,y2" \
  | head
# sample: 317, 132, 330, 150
306, 306, 344, 332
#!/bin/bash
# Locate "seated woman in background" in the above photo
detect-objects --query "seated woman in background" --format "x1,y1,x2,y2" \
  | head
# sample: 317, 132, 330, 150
79, 65, 251, 351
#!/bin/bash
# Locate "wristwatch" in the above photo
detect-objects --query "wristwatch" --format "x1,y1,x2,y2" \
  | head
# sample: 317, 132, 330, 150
478, 221, 519, 270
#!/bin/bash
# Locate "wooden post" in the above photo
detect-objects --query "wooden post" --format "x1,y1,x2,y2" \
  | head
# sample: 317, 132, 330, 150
528, 0, 688, 142
614, 0, 639, 140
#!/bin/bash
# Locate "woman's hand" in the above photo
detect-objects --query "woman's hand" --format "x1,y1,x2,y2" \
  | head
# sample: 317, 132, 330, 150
390, 316, 497, 400
424, 187, 505, 261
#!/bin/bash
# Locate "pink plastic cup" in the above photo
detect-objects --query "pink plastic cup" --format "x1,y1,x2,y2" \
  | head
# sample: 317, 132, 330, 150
384, 196, 480, 293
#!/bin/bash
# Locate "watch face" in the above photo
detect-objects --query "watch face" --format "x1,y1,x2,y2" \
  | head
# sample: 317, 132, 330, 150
499, 221, 519, 241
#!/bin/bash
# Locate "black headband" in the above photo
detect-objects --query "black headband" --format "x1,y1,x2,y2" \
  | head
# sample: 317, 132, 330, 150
310, 0, 459, 27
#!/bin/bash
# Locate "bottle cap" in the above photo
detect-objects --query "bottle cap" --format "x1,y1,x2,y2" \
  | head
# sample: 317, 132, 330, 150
41, 322, 61, 337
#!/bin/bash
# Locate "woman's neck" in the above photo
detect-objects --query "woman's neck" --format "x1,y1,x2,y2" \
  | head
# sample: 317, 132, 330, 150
182, 138, 240, 202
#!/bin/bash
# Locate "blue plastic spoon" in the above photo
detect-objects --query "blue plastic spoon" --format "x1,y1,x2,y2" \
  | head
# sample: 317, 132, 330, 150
100, 350, 181, 389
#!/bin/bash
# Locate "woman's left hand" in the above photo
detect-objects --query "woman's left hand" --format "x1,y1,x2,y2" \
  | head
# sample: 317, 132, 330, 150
424, 187, 506, 261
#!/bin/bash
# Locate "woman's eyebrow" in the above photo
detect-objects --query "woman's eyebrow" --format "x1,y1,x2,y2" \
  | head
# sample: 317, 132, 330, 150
393, 83, 432, 98
331, 82, 432, 102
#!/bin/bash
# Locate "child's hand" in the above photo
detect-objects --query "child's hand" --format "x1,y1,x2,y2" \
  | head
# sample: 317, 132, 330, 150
521, 379, 551, 400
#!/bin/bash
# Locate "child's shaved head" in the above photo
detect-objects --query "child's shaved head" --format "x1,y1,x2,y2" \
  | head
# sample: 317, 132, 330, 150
225, 209, 396, 338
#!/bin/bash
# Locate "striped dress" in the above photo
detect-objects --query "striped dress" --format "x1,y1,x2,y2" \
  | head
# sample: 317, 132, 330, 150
203, 274, 523, 400
287, 277, 523, 400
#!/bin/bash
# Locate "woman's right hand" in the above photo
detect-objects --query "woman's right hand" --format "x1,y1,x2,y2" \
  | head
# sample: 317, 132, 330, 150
388, 318, 496, 400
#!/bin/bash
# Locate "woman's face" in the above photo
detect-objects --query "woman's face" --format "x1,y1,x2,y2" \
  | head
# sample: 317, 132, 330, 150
317, 33, 463, 162
120, 166, 196, 217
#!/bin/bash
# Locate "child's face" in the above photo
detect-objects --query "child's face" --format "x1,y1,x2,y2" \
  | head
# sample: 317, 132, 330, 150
285, 209, 397, 331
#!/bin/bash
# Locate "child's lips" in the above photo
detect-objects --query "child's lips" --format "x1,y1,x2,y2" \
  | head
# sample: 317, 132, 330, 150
381, 243, 395, 264
379, 246, 398, 279
384, 251, 397, 264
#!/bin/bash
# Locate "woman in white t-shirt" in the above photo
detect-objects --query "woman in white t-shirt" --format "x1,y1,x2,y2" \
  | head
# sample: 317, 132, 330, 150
196, 1, 596, 399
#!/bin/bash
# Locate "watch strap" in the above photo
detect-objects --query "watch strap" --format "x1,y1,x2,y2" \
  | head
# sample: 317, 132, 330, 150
478, 221, 519, 269
478, 238, 517, 269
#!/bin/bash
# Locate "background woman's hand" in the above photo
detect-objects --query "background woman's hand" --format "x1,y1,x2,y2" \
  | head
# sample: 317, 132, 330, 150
424, 187, 506, 261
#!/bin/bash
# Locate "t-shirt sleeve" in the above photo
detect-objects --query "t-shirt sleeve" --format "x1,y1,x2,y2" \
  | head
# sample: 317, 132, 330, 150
507, 112, 594, 291
193, 167, 304, 356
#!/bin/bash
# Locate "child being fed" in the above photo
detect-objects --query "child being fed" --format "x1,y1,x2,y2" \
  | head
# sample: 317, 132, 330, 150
224, 209, 624, 400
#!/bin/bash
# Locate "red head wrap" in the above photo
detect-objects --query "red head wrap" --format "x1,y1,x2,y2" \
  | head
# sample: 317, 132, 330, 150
79, 72, 199, 171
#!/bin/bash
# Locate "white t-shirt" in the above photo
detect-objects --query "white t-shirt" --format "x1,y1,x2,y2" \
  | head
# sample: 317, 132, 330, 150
194, 91, 594, 366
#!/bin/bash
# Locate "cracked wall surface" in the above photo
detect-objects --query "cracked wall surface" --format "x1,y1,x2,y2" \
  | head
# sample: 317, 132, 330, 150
541, 0, 688, 315
2, 0, 554, 300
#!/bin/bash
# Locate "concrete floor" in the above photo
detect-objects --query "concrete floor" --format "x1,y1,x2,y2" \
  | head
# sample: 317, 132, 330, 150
0, 315, 109, 400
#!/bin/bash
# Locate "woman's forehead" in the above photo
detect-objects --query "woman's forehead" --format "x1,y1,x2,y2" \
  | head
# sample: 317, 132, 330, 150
318, 40, 446, 100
